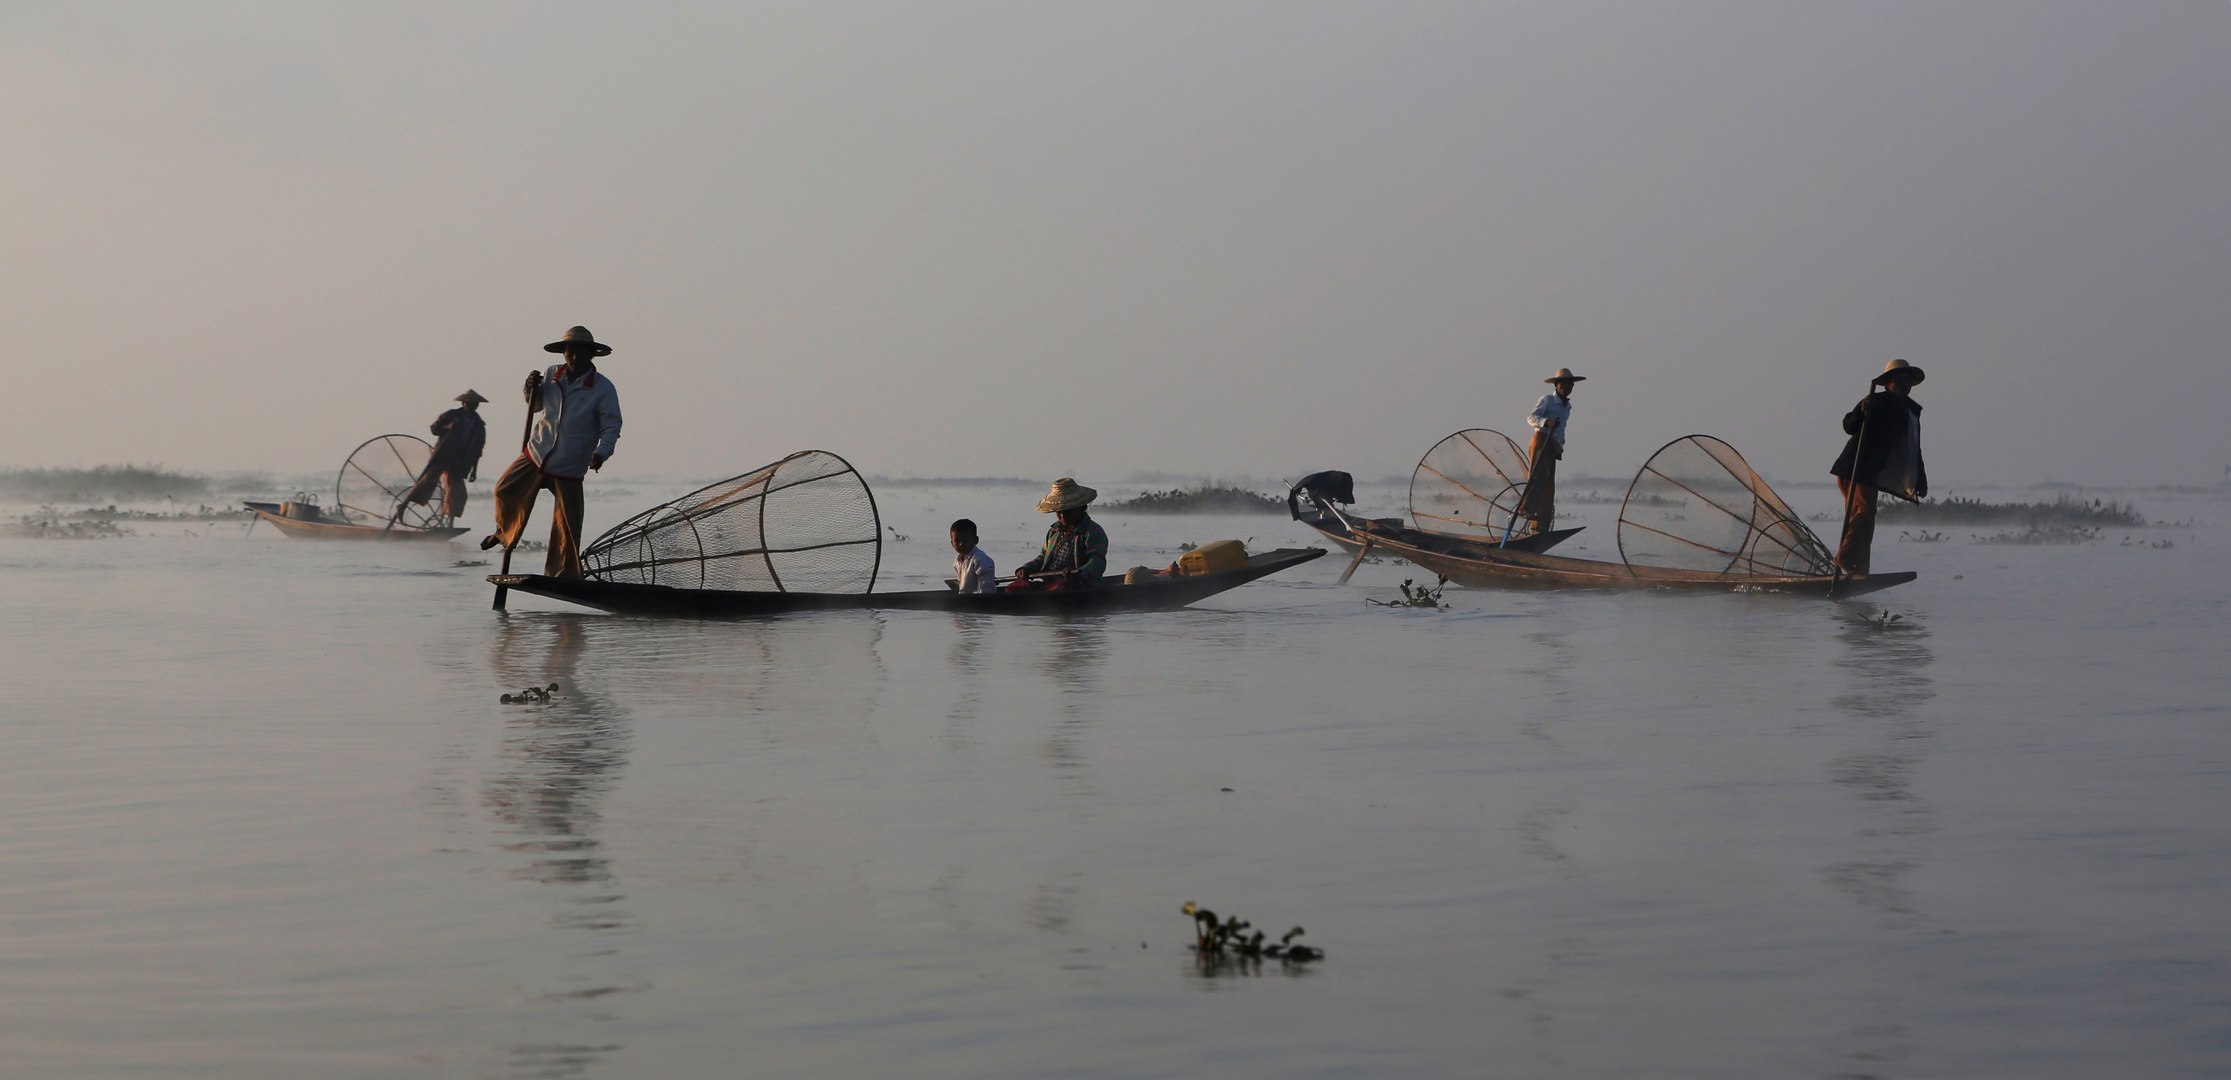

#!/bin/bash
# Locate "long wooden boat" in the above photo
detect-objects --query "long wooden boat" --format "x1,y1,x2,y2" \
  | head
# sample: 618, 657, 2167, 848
490, 547, 1327, 617
244, 501, 469, 542
1297, 510, 1581, 557
1341, 519, 1913, 598
1286, 469, 1580, 556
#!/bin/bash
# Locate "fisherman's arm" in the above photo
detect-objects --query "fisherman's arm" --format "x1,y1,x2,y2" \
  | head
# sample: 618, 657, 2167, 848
1015, 534, 1052, 577
590, 386, 621, 472
1077, 526, 1110, 579
1527, 395, 1561, 433
523, 369, 545, 412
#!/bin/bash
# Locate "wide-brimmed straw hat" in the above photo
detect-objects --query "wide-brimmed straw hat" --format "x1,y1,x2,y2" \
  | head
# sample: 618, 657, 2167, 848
455, 389, 489, 404
1872, 358, 1925, 386
1545, 367, 1587, 384
544, 326, 613, 357
1035, 478, 1098, 513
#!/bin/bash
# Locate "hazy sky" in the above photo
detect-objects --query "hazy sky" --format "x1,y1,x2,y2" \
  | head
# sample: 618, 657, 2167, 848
4, 2, 2226, 488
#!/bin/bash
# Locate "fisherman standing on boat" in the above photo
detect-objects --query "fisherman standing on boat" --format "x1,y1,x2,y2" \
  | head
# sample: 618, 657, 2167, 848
1513, 368, 1582, 536
1005, 479, 1109, 591
480, 326, 623, 579
402, 390, 489, 525
1830, 359, 1927, 578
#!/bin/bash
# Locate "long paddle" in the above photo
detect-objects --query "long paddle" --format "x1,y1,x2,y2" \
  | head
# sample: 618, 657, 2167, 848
493, 371, 543, 611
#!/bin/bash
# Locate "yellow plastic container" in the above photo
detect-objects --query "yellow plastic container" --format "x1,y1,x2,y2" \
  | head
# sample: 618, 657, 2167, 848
1176, 539, 1248, 576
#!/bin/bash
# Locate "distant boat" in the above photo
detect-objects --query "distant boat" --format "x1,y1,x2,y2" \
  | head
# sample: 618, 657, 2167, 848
245, 434, 467, 542
1287, 469, 1580, 556
1288, 428, 1587, 557
244, 500, 467, 542
1308, 435, 1915, 600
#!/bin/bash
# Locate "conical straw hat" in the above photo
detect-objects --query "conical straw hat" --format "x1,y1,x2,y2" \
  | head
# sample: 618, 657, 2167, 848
1871, 358, 1925, 386
1035, 478, 1097, 513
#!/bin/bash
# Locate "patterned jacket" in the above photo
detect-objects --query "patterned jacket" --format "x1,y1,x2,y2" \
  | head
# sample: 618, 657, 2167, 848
1016, 515, 1110, 582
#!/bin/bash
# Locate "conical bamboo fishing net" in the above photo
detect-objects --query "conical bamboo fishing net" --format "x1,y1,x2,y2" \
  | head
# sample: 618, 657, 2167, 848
582, 450, 881, 593
336, 434, 441, 530
1409, 428, 1532, 540
1617, 435, 1834, 578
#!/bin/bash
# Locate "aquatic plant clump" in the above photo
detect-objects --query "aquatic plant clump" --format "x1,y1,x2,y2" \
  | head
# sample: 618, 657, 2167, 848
1102, 483, 1285, 515
1183, 902, 1322, 964
1369, 577, 1446, 609
1881, 493, 2147, 528
500, 683, 562, 704
5, 510, 131, 539
1973, 524, 2103, 545
0, 465, 211, 503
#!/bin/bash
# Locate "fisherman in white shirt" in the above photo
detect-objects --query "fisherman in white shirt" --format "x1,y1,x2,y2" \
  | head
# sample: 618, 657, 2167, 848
1513, 367, 1583, 536
481, 326, 623, 578
950, 518, 997, 594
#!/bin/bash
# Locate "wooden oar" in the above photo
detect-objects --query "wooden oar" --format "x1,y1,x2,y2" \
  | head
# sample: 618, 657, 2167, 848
493, 371, 543, 612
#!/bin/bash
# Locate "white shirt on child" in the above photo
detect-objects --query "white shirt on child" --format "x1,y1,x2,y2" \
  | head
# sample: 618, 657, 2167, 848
954, 547, 997, 594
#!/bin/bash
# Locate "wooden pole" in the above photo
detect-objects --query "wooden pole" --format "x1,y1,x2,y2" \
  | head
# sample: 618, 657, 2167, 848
1335, 539, 1371, 586
493, 371, 542, 611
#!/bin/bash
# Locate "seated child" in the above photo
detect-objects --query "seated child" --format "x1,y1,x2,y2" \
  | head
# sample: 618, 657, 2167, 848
951, 518, 997, 594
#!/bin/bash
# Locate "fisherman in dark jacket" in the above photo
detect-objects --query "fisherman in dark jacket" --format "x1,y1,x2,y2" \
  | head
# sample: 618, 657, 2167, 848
404, 390, 489, 524
1829, 360, 1926, 577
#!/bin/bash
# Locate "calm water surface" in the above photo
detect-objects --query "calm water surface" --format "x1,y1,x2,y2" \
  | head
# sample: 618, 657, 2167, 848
2, 485, 2226, 1078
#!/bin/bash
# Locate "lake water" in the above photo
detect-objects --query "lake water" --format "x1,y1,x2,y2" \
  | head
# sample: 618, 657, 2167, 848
3, 480, 2226, 1078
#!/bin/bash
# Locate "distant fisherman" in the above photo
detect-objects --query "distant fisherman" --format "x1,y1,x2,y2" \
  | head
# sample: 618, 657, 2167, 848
402, 390, 488, 525
1513, 368, 1583, 535
1830, 359, 1927, 578
1005, 479, 1108, 592
480, 326, 623, 579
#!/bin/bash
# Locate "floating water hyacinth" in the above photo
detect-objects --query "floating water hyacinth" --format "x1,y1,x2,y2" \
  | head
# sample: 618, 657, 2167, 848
1368, 577, 1445, 609
500, 683, 561, 705
1183, 902, 1322, 963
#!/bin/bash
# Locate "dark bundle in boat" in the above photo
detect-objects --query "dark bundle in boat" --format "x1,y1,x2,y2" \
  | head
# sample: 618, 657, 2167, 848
495, 450, 1324, 617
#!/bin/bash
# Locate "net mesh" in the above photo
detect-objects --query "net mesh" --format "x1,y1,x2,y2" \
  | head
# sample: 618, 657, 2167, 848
1409, 429, 1532, 539
1617, 435, 1834, 578
336, 434, 441, 529
582, 450, 881, 593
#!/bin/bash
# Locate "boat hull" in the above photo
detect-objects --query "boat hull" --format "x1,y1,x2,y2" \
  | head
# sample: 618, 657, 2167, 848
490, 547, 1327, 617
245, 503, 468, 542
1351, 525, 1913, 599
1298, 512, 1582, 556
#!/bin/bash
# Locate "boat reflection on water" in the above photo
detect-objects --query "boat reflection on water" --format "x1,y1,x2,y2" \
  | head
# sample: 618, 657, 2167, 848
1824, 603, 1939, 925
484, 614, 639, 1078
1819, 603, 1939, 1074
485, 616, 633, 889
943, 613, 990, 749
1035, 620, 1109, 779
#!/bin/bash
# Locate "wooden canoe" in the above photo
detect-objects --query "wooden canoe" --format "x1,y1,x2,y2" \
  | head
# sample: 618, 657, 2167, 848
1297, 510, 1582, 557
1286, 470, 1580, 555
489, 547, 1327, 617
244, 501, 469, 542
1340, 519, 1914, 599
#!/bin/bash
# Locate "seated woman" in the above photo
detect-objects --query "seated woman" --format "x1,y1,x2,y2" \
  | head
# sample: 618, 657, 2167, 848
1005, 478, 1109, 591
